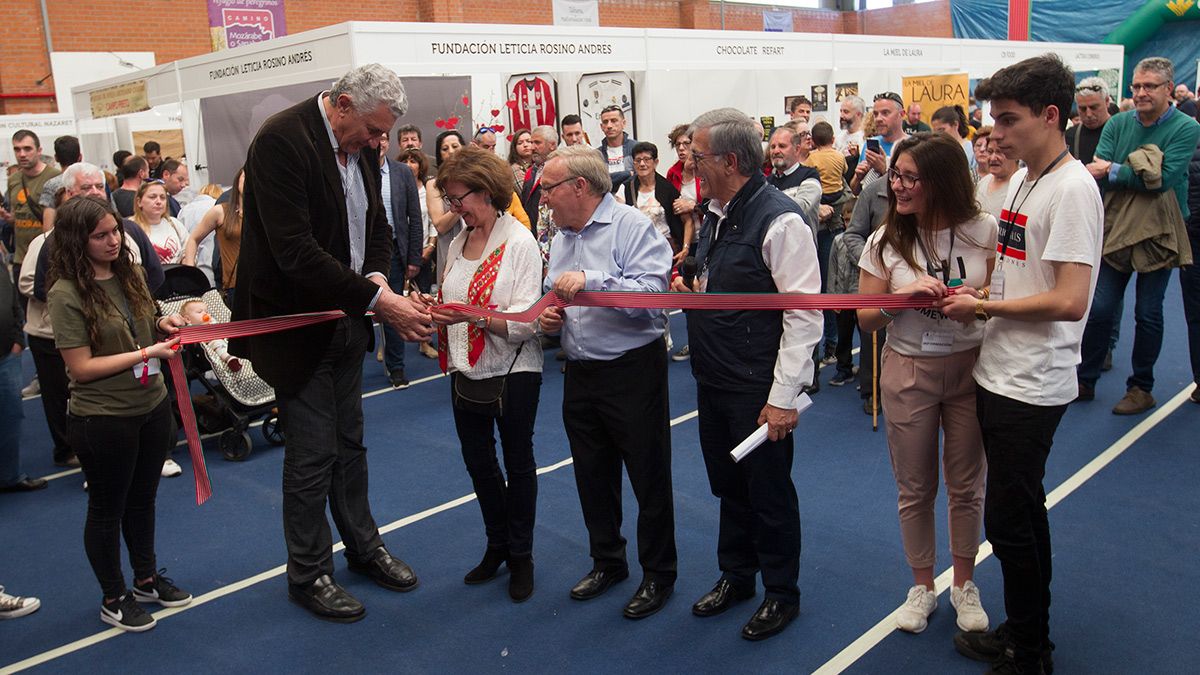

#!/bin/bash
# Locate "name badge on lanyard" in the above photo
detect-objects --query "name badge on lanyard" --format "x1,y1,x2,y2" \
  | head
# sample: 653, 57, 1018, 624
921, 330, 954, 354
991, 267, 1005, 301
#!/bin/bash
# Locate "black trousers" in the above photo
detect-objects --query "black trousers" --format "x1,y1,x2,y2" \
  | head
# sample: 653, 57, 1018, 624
976, 385, 1068, 664
68, 398, 173, 600
277, 318, 384, 585
28, 334, 72, 462
452, 371, 542, 557
563, 337, 677, 583
696, 384, 801, 605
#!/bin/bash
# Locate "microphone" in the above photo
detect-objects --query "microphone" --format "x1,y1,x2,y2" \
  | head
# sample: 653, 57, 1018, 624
680, 256, 697, 289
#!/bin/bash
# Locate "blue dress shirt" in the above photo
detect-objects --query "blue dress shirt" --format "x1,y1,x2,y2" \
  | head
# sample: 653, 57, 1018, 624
545, 193, 672, 361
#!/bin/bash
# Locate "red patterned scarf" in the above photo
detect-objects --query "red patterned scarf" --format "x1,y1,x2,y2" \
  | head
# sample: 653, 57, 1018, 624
438, 242, 507, 372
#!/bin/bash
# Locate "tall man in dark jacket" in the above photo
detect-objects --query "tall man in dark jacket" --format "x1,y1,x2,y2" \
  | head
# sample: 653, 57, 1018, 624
231, 64, 432, 623
673, 108, 823, 641
377, 133, 424, 389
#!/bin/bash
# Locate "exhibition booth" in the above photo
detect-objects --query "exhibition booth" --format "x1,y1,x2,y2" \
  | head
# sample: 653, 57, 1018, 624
58, 21, 1124, 187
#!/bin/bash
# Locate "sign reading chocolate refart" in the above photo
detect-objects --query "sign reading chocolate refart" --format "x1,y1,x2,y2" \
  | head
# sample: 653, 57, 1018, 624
89, 79, 150, 119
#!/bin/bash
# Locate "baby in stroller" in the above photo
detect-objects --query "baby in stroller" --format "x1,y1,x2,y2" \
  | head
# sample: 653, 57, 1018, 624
180, 299, 242, 372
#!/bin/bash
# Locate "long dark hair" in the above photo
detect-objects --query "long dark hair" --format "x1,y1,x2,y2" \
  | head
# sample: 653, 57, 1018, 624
48, 196, 156, 348
506, 129, 531, 166
874, 133, 982, 274
224, 166, 245, 237
434, 130, 465, 166
931, 105, 970, 138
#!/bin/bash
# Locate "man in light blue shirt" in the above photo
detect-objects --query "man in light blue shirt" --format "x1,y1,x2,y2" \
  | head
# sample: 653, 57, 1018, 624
538, 145, 677, 621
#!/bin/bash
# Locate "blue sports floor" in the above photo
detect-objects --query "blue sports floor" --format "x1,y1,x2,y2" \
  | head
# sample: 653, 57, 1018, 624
1, 278, 1197, 674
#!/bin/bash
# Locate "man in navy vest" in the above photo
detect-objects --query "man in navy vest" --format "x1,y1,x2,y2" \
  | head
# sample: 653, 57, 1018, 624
673, 108, 822, 641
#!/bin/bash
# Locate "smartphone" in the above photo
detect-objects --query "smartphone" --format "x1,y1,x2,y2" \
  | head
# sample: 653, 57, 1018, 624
866, 138, 882, 155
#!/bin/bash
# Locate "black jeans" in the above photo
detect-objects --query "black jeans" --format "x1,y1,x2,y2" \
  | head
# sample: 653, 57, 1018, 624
697, 384, 801, 605
563, 338, 677, 583
451, 371, 541, 556
28, 334, 72, 462
833, 310, 858, 378
69, 398, 173, 600
976, 385, 1068, 662
277, 318, 384, 585
1181, 227, 1200, 386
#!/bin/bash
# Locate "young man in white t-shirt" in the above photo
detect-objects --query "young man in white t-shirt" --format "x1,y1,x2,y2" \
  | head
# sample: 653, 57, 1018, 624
938, 54, 1103, 675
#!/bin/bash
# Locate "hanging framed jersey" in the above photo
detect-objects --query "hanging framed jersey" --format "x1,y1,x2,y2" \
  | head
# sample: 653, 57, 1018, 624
577, 71, 636, 147
506, 73, 558, 132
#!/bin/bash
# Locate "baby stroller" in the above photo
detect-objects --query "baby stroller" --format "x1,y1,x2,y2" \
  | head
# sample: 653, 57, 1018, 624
155, 265, 283, 461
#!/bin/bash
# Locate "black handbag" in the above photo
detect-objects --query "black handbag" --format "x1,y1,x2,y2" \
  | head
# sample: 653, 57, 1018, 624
451, 343, 524, 418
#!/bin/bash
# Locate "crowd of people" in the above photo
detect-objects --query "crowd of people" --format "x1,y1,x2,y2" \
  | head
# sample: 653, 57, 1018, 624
3, 53, 1198, 675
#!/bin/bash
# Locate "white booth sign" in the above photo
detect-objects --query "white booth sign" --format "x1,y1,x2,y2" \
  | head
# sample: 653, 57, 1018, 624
553, 0, 599, 28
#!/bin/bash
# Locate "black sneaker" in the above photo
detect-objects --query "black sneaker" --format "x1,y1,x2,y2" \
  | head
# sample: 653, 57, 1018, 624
829, 370, 854, 386
956, 625, 1054, 674
388, 370, 410, 390
670, 345, 690, 362
132, 569, 193, 607
986, 646, 1046, 675
101, 592, 157, 632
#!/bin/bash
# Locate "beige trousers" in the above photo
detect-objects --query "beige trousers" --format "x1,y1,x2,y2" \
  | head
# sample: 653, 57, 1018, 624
880, 345, 986, 569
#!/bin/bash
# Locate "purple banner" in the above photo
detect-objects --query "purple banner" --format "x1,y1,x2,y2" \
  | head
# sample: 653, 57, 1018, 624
207, 0, 287, 51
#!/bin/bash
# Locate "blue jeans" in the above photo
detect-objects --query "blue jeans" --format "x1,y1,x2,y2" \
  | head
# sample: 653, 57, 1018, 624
382, 250, 407, 374
1078, 261, 1172, 392
0, 351, 28, 487
817, 227, 842, 352
1181, 227, 1200, 386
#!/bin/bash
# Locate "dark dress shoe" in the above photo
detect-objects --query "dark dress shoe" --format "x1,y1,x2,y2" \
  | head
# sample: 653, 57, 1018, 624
569, 567, 629, 600
623, 580, 673, 620
508, 555, 534, 603
464, 546, 509, 585
741, 599, 799, 641
0, 477, 48, 493
348, 547, 418, 592
692, 579, 756, 617
288, 575, 365, 623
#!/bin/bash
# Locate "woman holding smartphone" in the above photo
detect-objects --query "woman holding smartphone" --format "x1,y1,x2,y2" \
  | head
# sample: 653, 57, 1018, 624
47, 196, 191, 633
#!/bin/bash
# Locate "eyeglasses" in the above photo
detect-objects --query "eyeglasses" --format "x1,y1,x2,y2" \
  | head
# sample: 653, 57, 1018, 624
689, 150, 718, 165
540, 176, 577, 194
886, 168, 920, 189
442, 189, 477, 208
873, 92, 904, 107
632, 156, 655, 165
1129, 81, 1168, 93
1075, 84, 1104, 93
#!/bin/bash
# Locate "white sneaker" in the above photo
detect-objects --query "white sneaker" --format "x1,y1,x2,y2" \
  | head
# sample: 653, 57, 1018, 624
895, 584, 937, 633
161, 458, 183, 478
0, 586, 41, 619
21, 378, 40, 398
950, 580, 989, 632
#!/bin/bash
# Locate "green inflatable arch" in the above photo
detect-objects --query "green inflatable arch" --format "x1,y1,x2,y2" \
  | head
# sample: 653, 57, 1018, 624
1103, 0, 1200, 89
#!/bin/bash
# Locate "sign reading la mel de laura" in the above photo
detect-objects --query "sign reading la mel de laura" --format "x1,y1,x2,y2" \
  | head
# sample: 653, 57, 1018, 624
902, 73, 969, 123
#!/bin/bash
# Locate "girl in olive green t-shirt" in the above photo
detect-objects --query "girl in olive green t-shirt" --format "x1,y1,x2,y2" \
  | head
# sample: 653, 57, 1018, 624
46, 196, 191, 633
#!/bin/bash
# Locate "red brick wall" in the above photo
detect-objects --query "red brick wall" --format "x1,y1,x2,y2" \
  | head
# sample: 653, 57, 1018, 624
0, 0, 953, 115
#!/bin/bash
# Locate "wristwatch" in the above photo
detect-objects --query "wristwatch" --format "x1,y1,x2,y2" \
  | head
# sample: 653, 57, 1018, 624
974, 300, 989, 321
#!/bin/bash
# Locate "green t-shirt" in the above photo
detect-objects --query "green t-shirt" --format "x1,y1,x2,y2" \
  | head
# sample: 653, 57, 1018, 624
47, 276, 166, 417
6, 165, 61, 263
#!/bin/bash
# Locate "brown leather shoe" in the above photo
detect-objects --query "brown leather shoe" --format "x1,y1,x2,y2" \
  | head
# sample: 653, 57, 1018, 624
1112, 386, 1155, 415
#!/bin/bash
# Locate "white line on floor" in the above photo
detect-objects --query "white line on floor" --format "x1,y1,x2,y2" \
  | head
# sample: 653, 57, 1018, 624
3, 391, 706, 673
812, 384, 1195, 675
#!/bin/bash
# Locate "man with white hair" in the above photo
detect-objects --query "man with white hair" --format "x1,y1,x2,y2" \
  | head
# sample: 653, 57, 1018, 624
537, 144, 677, 622
519, 124, 559, 234
1069, 77, 1113, 168
835, 95, 866, 166
232, 63, 432, 622
674, 108, 822, 642
1080, 57, 1200, 414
